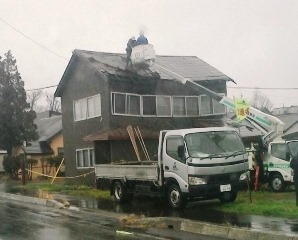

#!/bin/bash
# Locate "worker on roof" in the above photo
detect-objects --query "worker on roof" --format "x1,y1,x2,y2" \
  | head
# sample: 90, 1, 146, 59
126, 36, 136, 67
136, 31, 148, 45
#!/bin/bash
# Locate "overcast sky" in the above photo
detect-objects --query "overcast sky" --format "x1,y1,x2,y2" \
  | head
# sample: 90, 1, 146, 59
0, 0, 297, 108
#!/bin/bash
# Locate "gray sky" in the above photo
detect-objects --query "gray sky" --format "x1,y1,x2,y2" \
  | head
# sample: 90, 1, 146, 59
0, 0, 297, 108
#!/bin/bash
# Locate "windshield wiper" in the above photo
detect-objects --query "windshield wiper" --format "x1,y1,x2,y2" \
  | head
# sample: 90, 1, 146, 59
224, 150, 245, 159
200, 153, 223, 160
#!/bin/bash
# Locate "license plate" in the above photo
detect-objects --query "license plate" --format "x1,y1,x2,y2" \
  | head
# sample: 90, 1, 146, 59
220, 184, 231, 192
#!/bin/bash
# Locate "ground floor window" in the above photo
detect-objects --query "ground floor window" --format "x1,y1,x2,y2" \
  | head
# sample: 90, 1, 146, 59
76, 148, 95, 168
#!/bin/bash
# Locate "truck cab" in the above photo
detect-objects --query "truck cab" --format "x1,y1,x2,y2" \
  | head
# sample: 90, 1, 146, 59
265, 140, 298, 192
159, 127, 249, 208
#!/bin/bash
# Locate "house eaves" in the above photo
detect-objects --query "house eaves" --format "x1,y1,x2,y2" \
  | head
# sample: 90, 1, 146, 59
83, 127, 159, 141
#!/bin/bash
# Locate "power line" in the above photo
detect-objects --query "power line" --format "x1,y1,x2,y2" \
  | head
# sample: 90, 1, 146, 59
228, 86, 298, 90
26, 85, 58, 92
0, 16, 69, 61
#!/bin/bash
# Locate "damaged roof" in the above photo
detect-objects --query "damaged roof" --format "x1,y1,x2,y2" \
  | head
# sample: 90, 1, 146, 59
55, 49, 233, 97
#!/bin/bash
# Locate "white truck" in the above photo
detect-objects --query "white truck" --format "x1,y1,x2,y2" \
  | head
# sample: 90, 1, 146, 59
95, 127, 249, 209
152, 54, 298, 192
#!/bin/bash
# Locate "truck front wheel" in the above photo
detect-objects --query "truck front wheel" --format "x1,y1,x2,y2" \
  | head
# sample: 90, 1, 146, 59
270, 174, 286, 192
167, 184, 186, 209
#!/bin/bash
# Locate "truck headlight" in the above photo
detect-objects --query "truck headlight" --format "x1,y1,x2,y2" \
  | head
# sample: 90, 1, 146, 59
189, 177, 207, 185
239, 173, 247, 181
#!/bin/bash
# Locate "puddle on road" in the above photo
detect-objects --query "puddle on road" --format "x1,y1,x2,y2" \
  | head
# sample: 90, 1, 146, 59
66, 196, 298, 236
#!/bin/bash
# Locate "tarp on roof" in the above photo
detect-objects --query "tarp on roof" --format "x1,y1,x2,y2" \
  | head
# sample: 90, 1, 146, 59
83, 127, 159, 141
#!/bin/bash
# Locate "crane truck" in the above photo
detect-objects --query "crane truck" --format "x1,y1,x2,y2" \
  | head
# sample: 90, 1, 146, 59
146, 46, 298, 192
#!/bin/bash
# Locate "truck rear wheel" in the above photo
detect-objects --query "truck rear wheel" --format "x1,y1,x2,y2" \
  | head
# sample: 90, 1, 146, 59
113, 181, 133, 203
219, 191, 237, 203
270, 174, 286, 192
167, 184, 186, 209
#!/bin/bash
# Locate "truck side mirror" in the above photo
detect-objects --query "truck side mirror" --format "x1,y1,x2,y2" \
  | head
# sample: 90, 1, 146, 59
177, 145, 185, 159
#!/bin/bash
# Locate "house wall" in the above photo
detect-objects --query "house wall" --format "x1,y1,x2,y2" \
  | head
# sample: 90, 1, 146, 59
59, 55, 228, 177
60, 57, 110, 176
50, 134, 64, 156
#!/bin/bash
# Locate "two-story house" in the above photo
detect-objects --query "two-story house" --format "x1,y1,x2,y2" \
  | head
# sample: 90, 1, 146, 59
54, 49, 233, 177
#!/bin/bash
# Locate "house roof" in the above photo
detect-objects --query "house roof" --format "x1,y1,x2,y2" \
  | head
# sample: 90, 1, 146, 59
275, 114, 298, 132
83, 127, 160, 141
25, 115, 63, 155
36, 115, 63, 141
24, 141, 53, 155
55, 49, 233, 97
226, 114, 263, 139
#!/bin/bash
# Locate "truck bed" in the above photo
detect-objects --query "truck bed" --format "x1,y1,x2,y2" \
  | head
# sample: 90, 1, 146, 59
94, 162, 159, 181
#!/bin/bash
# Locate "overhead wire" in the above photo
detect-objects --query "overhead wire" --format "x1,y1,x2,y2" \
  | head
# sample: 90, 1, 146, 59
0, 16, 69, 61
1, 16, 297, 94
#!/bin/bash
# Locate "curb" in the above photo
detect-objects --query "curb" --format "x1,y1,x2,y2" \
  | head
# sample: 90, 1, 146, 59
134, 217, 298, 240
0, 192, 65, 208
1, 192, 298, 240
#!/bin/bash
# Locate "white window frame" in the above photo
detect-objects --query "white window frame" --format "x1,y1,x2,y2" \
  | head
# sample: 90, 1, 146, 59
142, 95, 157, 117
172, 96, 186, 117
111, 92, 141, 116
73, 98, 87, 121
73, 94, 101, 122
76, 148, 95, 169
87, 94, 101, 119
156, 95, 172, 117
185, 96, 200, 116
200, 93, 226, 116
212, 93, 226, 115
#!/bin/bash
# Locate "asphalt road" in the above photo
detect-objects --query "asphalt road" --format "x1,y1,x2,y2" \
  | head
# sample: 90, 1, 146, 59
0, 198, 226, 240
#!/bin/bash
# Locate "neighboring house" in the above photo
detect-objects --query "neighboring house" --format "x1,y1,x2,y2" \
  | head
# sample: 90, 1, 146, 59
272, 105, 298, 115
20, 112, 64, 179
54, 49, 234, 177
0, 150, 7, 173
275, 114, 298, 140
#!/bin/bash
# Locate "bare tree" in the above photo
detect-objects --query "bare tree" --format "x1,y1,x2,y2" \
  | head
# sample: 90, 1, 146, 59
251, 89, 273, 112
45, 91, 61, 112
27, 90, 43, 111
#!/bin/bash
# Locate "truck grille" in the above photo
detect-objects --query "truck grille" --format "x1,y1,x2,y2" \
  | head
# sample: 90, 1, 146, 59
207, 172, 240, 184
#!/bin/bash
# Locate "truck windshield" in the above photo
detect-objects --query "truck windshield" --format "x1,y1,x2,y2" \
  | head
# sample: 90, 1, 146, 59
185, 131, 245, 158
288, 141, 298, 158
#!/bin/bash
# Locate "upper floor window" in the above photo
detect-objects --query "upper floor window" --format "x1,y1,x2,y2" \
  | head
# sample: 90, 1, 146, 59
111, 92, 225, 117
112, 93, 141, 116
74, 94, 101, 121
200, 94, 226, 116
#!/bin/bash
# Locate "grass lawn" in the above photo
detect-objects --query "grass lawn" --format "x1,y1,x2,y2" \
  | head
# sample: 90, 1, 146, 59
15, 181, 111, 199
14, 182, 298, 218
216, 188, 298, 218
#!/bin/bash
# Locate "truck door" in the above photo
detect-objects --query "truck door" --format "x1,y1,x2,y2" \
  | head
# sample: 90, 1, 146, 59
163, 136, 188, 191
268, 142, 293, 183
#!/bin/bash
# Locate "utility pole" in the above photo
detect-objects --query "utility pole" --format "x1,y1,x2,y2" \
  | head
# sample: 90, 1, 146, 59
21, 141, 26, 185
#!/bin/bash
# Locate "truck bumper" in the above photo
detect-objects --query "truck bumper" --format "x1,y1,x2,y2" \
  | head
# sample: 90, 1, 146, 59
188, 180, 247, 198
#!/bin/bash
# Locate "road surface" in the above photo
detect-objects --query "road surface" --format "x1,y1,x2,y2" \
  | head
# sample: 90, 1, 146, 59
0, 197, 226, 240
